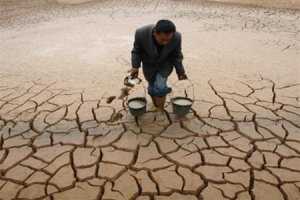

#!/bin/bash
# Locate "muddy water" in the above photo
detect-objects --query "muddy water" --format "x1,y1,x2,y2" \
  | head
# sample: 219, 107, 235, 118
128, 100, 146, 109
173, 99, 193, 106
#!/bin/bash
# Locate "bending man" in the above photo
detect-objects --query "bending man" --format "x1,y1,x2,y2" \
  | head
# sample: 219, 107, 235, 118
129, 19, 188, 110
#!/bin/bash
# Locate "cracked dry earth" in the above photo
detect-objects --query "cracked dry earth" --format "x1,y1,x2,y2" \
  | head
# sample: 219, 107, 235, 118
2, 75, 300, 200
1, 0, 300, 200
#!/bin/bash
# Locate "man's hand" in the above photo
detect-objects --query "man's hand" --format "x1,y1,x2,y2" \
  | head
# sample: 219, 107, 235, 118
178, 73, 188, 80
128, 68, 139, 78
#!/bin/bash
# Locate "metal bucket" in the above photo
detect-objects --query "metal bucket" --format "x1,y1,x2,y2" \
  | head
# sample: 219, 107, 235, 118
171, 97, 193, 117
127, 97, 147, 117
170, 79, 194, 117
125, 73, 147, 117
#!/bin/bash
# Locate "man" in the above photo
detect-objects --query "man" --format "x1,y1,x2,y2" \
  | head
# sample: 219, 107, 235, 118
129, 19, 188, 110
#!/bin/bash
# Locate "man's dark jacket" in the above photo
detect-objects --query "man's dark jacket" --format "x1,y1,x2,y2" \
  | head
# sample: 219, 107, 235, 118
131, 24, 185, 82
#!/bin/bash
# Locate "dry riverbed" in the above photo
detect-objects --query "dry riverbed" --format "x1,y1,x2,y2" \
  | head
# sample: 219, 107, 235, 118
0, 0, 300, 199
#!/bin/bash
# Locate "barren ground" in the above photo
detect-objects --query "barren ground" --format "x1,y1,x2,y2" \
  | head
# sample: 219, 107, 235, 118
0, 0, 300, 199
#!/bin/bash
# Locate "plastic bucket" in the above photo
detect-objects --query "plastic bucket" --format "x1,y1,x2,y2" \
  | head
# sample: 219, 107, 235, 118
127, 97, 147, 117
171, 96, 193, 117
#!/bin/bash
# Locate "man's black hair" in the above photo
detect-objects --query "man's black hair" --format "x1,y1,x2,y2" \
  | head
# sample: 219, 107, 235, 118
154, 19, 176, 33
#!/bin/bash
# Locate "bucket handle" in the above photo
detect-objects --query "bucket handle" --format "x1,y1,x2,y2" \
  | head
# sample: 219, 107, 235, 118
134, 80, 147, 99
125, 80, 147, 109
170, 79, 195, 102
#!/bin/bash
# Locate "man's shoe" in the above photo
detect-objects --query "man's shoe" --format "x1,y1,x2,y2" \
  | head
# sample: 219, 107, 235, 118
148, 104, 158, 112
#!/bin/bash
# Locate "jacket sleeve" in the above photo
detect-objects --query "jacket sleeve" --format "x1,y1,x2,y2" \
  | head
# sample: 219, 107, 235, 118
172, 33, 186, 75
131, 30, 142, 68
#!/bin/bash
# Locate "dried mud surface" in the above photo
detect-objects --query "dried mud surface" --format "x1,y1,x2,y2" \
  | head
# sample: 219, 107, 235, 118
0, 0, 300, 199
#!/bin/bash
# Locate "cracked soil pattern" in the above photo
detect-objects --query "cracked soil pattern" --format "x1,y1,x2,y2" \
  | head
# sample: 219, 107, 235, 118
0, 0, 300, 199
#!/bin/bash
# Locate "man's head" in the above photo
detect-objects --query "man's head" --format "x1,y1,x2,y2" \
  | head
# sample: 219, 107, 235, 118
153, 19, 176, 45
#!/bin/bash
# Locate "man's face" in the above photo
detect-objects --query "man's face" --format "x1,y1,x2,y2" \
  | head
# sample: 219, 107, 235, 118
154, 32, 174, 45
